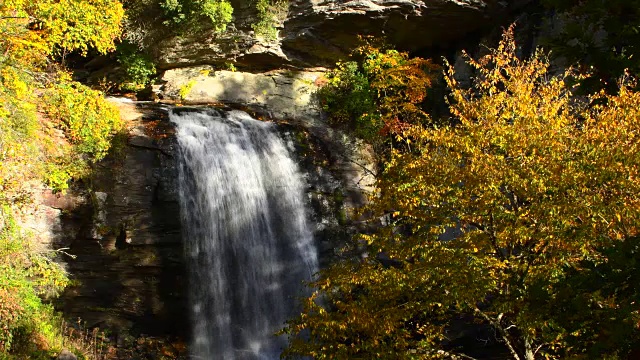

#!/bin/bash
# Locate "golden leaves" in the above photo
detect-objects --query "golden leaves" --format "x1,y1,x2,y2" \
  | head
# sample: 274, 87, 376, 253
285, 25, 640, 360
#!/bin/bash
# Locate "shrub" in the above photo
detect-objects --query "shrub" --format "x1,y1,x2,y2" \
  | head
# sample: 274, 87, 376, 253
116, 42, 157, 91
317, 46, 438, 143
160, 0, 233, 33
201, 0, 233, 33
318, 61, 380, 140
43, 76, 124, 162
251, 0, 288, 40
0, 207, 69, 353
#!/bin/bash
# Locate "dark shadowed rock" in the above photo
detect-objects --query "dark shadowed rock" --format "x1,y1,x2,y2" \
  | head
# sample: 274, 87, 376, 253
52, 100, 188, 339
151, 0, 533, 70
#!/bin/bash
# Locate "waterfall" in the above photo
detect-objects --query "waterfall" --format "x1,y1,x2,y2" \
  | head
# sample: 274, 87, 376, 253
170, 108, 318, 360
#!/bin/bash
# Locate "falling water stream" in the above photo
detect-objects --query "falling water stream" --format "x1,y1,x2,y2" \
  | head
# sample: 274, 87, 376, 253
170, 108, 318, 360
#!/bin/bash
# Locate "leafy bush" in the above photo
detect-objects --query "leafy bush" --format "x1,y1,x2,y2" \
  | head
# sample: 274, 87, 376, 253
0, 207, 69, 353
0, 66, 43, 203
251, 0, 288, 40
201, 0, 233, 32
318, 61, 380, 140
160, 0, 233, 33
317, 46, 439, 143
23, 0, 124, 55
116, 42, 157, 91
43, 76, 124, 162
43, 156, 89, 193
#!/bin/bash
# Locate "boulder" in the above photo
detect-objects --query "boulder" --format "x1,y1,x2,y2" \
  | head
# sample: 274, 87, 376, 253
161, 68, 324, 125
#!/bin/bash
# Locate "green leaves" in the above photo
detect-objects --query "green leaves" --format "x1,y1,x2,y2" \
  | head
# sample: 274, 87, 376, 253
116, 41, 157, 91
201, 0, 233, 33
317, 46, 438, 145
160, 0, 233, 33
0, 207, 69, 352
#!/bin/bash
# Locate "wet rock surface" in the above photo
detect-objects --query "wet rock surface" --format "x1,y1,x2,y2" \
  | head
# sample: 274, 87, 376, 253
52, 101, 188, 339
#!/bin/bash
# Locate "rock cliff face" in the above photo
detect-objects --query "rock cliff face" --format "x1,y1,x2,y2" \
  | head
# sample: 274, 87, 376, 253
52, 101, 188, 336
152, 0, 532, 70
52, 83, 375, 340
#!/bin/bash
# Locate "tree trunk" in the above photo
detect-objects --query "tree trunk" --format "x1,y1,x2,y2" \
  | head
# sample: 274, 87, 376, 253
524, 336, 535, 360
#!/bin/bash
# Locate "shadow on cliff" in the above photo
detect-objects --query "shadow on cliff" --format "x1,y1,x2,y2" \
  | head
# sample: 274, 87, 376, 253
54, 102, 188, 348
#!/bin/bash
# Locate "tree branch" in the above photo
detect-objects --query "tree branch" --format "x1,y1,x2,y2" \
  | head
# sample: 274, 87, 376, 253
474, 307, 521, 360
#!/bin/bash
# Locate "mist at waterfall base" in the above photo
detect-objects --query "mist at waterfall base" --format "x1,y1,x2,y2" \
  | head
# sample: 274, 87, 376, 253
170, 108, 319, 360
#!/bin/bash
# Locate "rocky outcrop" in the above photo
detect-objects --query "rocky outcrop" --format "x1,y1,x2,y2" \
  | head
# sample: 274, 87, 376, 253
51, 77, 375, 338
161, 68, 323, 124
159, 67, 376, 212
282, 0, 520, 66
152, 0, 533, 70
52, 100, 188, 337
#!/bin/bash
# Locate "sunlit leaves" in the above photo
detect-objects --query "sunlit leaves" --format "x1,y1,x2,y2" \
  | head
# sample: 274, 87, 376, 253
0, 0, 123, 355
1, 0, 123, 56
284, 27, 640, 359
317, 46, 439, 144
43, 75, 123, 162
0, 207, 69, 351
160, 0, 233, 33
33, 0, 124, 55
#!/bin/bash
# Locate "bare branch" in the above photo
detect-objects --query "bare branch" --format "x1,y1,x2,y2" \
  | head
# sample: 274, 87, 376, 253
474, 307, 521, 360
53, 247, 77, 259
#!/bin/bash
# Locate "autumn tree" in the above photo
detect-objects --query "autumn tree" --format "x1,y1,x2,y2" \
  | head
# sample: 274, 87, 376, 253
1, 0, 124, 55
317, 46, 439, 144
283, 27, 640, 359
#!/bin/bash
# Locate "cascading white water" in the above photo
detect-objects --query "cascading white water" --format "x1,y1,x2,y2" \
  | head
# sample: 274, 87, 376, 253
170, 108, 318, 360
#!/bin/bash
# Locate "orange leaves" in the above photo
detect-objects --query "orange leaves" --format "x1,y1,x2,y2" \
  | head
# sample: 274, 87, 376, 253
318, 46, 439, 144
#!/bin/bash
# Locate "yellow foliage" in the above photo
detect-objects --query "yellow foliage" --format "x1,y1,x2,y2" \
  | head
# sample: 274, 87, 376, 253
284, 26, 640, 359
0, 0, 124, 355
